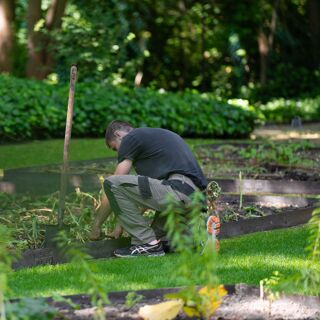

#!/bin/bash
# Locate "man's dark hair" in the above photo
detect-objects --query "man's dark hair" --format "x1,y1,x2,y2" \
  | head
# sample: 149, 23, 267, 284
105, 120, 134, 144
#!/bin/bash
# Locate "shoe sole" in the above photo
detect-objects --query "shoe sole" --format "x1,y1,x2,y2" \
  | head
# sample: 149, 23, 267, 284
114, 251, 165, 258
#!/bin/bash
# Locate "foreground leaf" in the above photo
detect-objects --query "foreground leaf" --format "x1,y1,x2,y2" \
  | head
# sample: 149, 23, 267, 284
138, 299, 183, 320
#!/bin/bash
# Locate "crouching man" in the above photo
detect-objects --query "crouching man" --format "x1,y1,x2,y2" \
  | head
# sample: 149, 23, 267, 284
89, 120, 207, 257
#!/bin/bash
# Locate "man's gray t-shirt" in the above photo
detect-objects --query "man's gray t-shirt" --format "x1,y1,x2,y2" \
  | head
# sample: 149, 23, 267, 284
117, 127, 207, 190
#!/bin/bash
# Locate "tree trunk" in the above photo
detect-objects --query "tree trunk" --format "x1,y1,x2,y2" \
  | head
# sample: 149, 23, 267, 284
257, 0, 279, 87
258, 30, 268, 87
45, 0, 68, 30
26, 0, 45, 79
44, 0, 68, 73
0, 0, 15, 73
200, 7, 207, 91
26, 0, 68, 79
307, 0, 320, 68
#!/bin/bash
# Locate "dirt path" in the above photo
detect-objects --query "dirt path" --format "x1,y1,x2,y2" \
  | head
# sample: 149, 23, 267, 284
252, 123, 320, 141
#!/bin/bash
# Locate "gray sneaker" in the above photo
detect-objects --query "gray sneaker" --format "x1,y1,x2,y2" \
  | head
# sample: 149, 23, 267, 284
114, 242, 165, 258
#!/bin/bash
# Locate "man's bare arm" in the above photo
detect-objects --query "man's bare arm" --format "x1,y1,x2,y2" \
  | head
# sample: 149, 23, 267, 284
89, 159, 132, 240
106, 159, 133, 237
113, 159, 132, 175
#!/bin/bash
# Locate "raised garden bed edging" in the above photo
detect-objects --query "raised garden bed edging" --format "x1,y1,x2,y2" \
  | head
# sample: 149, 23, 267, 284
12, 205, 317, 270
12, 238, 131, 270
2, 170, 320, 196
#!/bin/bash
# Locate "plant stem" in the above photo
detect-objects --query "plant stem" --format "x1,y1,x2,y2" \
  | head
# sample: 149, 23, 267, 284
0, 291, 5, 320
239, 171, 243, 210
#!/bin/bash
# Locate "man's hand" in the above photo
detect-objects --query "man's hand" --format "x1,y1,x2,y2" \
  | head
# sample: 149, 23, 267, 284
109, 223, 123, 239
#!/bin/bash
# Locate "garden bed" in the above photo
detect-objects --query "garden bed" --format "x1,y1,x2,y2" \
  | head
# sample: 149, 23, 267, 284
2, 141, 319, 269
1, 140, 320, 195
196, 141, 320, 181
11, 284, 320, 319
12, 204, 317, 270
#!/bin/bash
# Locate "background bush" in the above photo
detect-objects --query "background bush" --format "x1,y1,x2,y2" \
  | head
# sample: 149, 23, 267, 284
0, 75, 259, 142
258, 96, 320, 124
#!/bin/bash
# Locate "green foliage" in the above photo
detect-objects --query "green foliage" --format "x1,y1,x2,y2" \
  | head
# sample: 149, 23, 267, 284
163, 192, 225, 318
6, 298, 58, 320
50, 0, 142, 84
6, 0, 320, 99
0, 190, 114, 251
0, 75, 258, 141
258, 96, 320, 124
260, 271, 282, 302
263, 208, 320, 297
0, 226, 14, 320
124, 292, 144, 309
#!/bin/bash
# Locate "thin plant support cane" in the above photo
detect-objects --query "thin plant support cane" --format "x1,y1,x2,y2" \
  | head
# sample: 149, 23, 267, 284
58, 65, 77, 228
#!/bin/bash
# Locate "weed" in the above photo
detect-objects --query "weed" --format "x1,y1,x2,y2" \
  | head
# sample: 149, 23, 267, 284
0, 191, 116, 250
260, 271, 282, 318
239, 171, 243, 210
124, 292, 144, 309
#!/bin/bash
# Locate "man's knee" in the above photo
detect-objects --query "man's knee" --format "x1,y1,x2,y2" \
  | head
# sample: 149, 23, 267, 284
104, 176, 120, 190
103, 177, 122, 215
104, 175, 136, 190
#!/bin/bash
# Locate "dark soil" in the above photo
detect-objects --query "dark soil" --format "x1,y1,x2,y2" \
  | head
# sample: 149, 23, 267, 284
48, 285, 320, 319
216, 198, 310, 223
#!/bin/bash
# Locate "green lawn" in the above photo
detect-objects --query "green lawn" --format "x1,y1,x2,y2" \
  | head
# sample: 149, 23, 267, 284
0, 138, 217, 170
0, 139, 115, 170
9, 226, 313, 298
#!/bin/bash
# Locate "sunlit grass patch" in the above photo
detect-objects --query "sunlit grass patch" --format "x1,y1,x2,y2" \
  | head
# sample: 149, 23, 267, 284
9, 226, 313, 298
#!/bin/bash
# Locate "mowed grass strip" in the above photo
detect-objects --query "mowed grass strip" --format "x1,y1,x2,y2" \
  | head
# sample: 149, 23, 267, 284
9, 226, 312, 298
0, 138, 217, 170
0, 139, 114, 170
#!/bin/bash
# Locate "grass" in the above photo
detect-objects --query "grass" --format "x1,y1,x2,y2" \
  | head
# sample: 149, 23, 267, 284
0, 138, 217, 170
9, 226, 313, 298
0, 139, 115, 170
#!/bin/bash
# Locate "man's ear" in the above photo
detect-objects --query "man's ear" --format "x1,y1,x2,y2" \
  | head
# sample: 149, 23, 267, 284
114, 130, 121, 138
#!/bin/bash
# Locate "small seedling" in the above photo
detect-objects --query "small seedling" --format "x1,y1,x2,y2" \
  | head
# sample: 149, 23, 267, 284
239, 171, 243, 210
260, 271, 282, 318
124, 291, 144, 309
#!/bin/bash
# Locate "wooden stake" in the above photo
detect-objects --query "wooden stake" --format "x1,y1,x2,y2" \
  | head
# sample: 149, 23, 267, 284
58, 65, 77, 227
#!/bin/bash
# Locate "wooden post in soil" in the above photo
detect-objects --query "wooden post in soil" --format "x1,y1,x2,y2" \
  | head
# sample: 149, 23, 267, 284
58, 65, 77, 228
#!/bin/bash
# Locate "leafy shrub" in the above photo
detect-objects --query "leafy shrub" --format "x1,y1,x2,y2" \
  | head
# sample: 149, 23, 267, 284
0, 75, 259, 141
258, 96, 320, 124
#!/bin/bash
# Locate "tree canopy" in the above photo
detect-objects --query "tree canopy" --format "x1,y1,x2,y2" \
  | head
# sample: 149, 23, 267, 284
0, 0, 319, 101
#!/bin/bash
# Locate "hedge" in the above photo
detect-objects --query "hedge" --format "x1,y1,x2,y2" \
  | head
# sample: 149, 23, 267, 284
0, 75, 259, 141
259, 96, 320, 124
